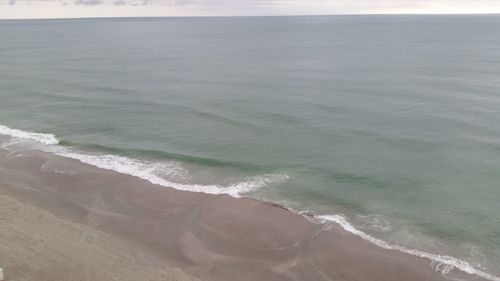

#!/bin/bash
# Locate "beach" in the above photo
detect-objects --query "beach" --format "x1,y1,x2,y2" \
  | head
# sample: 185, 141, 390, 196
2, 15, 500, 281
3, 16, 500, 277
0, 192, 200, 281
0, 146, 484, 281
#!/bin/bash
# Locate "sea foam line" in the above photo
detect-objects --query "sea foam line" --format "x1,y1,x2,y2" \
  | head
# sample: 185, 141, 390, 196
48, 148, 289, 197
0, 125, 59, 145
317, 215, 500, 281
0, 124, 288, 197
0, 124, 499, 280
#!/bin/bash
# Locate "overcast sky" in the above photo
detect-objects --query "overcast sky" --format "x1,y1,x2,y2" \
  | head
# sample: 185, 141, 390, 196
1, 0, 500, 19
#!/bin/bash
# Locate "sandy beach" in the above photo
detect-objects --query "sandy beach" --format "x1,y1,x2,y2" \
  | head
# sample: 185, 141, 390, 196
0, 147, 485, 281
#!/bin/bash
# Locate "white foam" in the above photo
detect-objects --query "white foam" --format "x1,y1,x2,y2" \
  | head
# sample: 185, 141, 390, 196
317, 214, 500, 281
0, 124, 288, 196
0, 125, 59, 145
356, 214, 393, 232
1, 124, 499, 280
46, 147, 289, 197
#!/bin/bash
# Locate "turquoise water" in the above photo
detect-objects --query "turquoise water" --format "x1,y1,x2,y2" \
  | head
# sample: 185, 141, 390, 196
1, 16, 500, 278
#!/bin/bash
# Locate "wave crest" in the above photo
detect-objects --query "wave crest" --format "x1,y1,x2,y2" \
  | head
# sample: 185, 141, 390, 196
0, 123, 288, 196
1, 123, 499, 281
49, 148, 289, 197
0, 124, 59, 145
317, 215, 500, 281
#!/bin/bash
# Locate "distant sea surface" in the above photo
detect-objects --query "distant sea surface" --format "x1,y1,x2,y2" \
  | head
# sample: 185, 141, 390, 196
1, 15, 500, 278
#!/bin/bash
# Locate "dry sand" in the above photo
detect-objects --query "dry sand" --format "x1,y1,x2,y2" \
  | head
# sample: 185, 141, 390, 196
0, 192, 200, 281
0, 148, 485, 281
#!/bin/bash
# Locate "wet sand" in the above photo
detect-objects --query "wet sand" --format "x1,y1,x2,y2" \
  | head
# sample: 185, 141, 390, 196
0, 147, 483, 281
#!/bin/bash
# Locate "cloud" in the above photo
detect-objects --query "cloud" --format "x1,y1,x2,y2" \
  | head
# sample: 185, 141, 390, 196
1, 0, 500, 18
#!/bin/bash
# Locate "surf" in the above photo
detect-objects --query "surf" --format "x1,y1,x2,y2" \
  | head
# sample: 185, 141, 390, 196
1, 123, 499, 281
0, 124, 59, 145
316, 214, 500, 281
0, 123, 288, 197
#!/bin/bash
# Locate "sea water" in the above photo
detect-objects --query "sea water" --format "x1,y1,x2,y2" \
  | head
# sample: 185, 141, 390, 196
1, 15, 500, 279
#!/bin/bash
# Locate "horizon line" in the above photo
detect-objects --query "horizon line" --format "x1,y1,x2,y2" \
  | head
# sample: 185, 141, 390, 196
1, 12, 500, 20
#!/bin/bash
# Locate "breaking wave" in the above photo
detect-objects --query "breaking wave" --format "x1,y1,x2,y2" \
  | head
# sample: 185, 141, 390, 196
0, 124, 59, 145
1, 123, 499, 281
0, 124, 288, 197
317, 214, 500, 281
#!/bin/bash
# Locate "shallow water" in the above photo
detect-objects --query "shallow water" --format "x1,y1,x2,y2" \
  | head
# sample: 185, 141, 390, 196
1, 15, 500, 277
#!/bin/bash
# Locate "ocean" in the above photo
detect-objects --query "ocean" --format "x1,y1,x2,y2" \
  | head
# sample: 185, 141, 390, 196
1, 15, 499, 279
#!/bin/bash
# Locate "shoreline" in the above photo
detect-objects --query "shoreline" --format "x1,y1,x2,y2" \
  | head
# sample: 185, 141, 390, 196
0, 146, 492, 281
